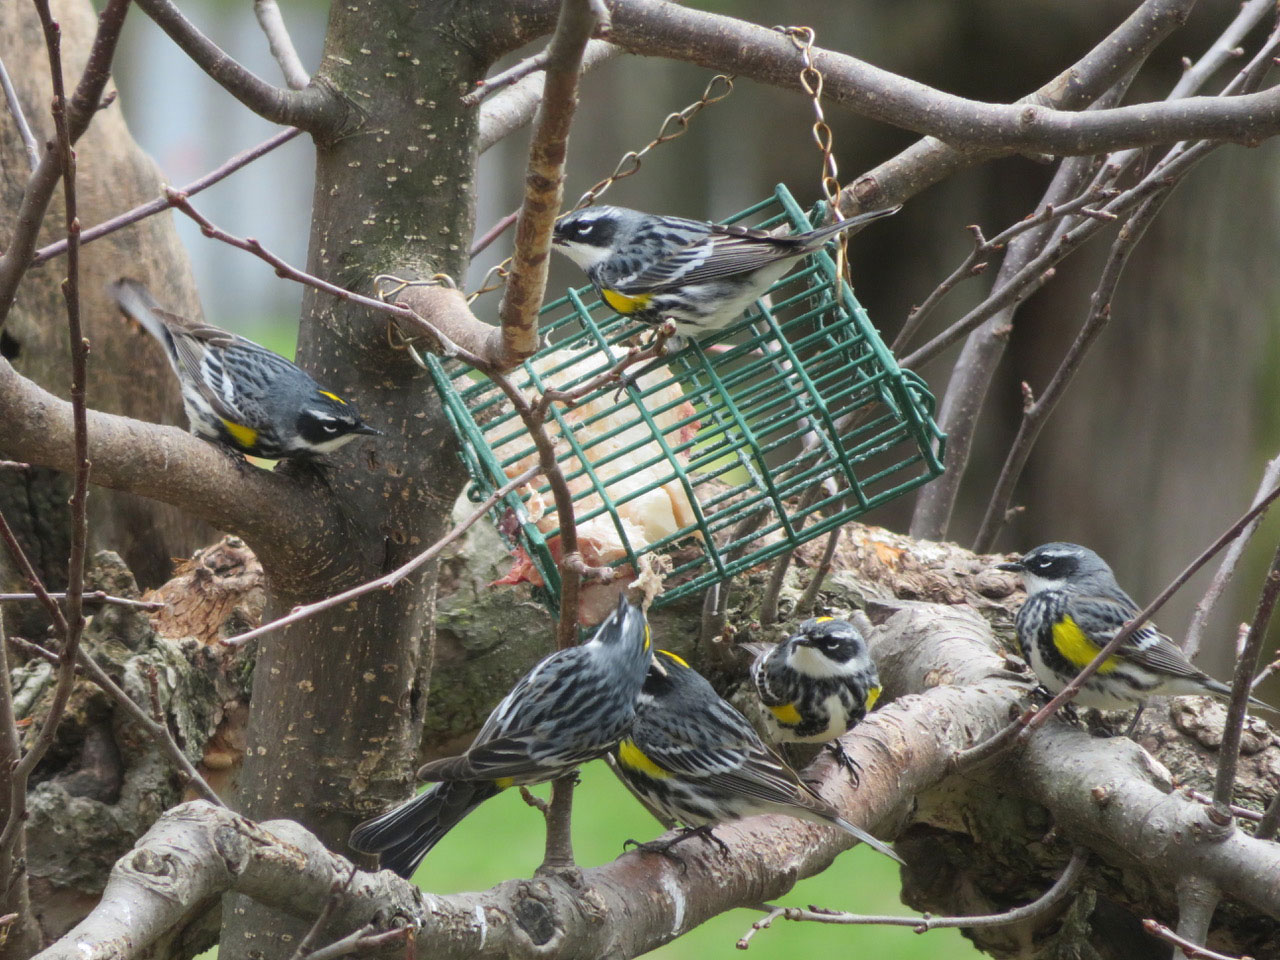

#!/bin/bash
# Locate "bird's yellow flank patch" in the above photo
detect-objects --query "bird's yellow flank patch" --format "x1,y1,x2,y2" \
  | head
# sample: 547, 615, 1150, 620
767, 702, 804, 726
318, 390, 347, 405
1052, 616, 1120, 673
493, 777, 515, 789
617, 739, 670, 779
220, 419, 259, 450
602, 289, 653, 315
866, 685, 882, 711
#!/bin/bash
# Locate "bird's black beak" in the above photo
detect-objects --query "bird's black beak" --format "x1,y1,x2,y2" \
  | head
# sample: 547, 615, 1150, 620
996, 560, 1024, 572
355, 423, 384, 437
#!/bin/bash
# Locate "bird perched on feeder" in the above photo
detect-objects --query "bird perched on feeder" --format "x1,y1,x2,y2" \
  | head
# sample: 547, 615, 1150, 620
609, 648, 901, 864
749, 617, 882, 781
551, 204, 900, 341
110, 279, 379, 460
349, 595, 651, 877
998, 542, 1272, 716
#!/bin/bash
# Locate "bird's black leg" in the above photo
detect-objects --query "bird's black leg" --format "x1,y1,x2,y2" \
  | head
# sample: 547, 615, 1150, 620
624, 824, 730, 864
1123, 704, 1146, 739
825, 741, 863, 786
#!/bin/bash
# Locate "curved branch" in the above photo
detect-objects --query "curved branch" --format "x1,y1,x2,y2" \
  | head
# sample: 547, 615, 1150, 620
600, 0, 1280, 156
495, 0, 599, 365
0, 357, 325, 550
132, 0, 344, 134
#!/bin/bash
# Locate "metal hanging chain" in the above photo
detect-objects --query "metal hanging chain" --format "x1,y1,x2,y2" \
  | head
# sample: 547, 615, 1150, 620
777, 25, 848, 284
467, 73, 735, 302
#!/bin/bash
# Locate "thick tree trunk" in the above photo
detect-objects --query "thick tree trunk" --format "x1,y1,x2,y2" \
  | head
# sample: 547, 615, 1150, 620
216, 2, 493, 952
0, 0, 211, 617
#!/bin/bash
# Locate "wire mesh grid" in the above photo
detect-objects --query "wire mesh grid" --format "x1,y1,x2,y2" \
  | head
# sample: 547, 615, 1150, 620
428, 184, 946, 615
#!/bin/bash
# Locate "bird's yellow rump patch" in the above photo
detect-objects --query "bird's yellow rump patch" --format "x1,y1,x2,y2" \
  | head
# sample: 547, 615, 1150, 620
602, 288, 653, 315
1052, 616, 1120, 673
616, 739, 670, 779
767, 702, 804, 726
220, 419, 259, 450
318, 390, 347, 405
493, 777, 515, 789
866, 685, 882, 711
657, 649, 689, 668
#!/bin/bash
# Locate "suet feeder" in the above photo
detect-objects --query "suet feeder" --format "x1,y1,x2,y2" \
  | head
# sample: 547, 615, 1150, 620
426, 184, 946, 616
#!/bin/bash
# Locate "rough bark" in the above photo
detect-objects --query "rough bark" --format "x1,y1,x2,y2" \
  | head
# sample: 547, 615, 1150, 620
0, 0, 211, 614
216, 0, 500, 951
12, 541, 258, 945
31, 537, 1280, 959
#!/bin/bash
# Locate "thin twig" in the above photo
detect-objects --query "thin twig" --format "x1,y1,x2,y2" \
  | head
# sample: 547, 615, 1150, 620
972, 188, 1171, 552
33, 127, 303, 266
0, 0, 92, 896
290, 865, 357, 960
1184, 456, 1280, 658
496, 0, 600, 365
1254, 786, 1280, 841
893, 190, 1116, 354
0, 610, 32, 943
738, 848, 1087, 947
537, 773, 577, 875
304, 926, 409, 960
132, 0, 337, 130
795, 526, 841, 617
0, 590, 165, 611
225, 464, 540, 646
1142, 919, 1252, 960
469, 210, 519, 258
1184, 789, 1264, 824
463, 50, 552, 107
489, 375, 586, 648
1211, 539, 1280, 812
0, 55, 39, 171
253, 0, 310, 91
165, 194, 475, 362
0, 0, 130, 330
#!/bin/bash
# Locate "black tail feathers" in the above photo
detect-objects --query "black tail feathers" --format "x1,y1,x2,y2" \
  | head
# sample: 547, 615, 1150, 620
349, 780, 500, 879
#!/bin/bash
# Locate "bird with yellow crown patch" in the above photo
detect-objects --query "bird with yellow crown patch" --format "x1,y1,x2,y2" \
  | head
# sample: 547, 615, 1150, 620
750, 616, 881, 782
609, 648, 901, 864
998, 542, 1271, 713
111, 279, 380, 460
350, 595, 651, 878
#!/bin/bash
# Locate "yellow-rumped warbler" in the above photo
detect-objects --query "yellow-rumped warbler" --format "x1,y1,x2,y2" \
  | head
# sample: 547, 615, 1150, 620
750, 616, 881, 780
110, 279, 380, 460
349, 595, 651, 877
999, 542, 1270, 712
551, 204, 899, 339
609, 648, 901, 864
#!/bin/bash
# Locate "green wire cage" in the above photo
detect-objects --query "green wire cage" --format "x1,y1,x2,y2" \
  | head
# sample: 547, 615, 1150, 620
427, 184, 946, 616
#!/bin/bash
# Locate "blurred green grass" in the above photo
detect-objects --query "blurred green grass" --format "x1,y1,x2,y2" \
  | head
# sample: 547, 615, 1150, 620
413, 763, 981, 959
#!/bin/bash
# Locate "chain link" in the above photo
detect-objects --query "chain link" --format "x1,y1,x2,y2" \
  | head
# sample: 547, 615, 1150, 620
777, 25, 847, 282
467, 73, 735, 302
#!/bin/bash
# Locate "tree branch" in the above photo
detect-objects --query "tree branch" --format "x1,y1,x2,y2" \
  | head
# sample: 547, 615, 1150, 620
0, 54, 38, 171
477, 40, 619, 153
253, 0, 310, 91
0, 0, 130, 330
1184, 456, 1280, 658
0, 356, 324, 550
495, 0, 599, 365
133, 0, 342, 132
33, 126, 303, 266
39, 599, 1280, 959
